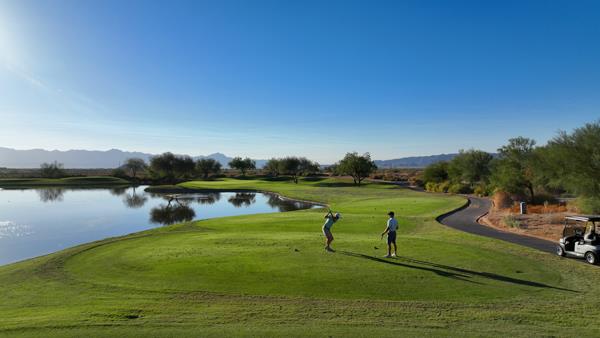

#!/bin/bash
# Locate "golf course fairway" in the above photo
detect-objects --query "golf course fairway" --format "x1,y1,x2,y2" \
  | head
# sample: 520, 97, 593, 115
1, 178, 599, 337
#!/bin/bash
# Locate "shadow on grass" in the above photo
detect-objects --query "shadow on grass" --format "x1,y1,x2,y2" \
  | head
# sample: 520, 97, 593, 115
339, 251, 578, 293
339, 251, 480, 284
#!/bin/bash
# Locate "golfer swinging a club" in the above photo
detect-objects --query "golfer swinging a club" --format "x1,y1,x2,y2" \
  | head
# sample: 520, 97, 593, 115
381, 211, 398, 258
323, 210, 341, 252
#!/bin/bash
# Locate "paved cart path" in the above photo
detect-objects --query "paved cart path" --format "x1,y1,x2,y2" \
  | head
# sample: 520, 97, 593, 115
438, 196, 556, 253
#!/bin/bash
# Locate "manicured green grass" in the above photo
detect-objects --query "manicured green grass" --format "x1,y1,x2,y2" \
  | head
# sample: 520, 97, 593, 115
1, 177, 599, 337
0, 176, 130, 187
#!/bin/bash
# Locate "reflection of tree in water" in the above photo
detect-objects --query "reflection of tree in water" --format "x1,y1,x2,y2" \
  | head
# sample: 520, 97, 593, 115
150, 199, 196, 225
122, 187, 148, 209
37, 188, 65, 203
228, 192, 256, 207
196, 192, 220, 205
109, 187, 128, 196
266, 194, 313, 212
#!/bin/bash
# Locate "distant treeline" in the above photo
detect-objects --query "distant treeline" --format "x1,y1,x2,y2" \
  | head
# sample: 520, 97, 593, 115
421, 120, 600, 213
21, 152, 379, 186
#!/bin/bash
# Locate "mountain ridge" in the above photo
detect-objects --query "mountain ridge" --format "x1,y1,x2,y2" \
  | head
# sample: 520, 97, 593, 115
0, 147, 457, 169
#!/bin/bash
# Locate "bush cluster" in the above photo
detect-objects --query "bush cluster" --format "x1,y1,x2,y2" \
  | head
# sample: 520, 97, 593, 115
421, 120, 600, 212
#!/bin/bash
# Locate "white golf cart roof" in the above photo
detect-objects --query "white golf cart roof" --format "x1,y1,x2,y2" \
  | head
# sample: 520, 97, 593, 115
565, 215, 600, 222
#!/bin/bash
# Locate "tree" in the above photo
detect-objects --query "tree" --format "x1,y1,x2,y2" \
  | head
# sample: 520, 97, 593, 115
299, 157, 320, 177
539, 121, 600, 201
490, 137, 538, 202
337, 152, 377, 185
149, 152, 177, 181
280, 157, 301, 183
265, 158, 282, 177
173, 155, 196, 179
325, 164, 340, 176
196, 158, 222, 179
264, 158, 282, 177
423, 161, 449, 184
447, 149, 493, 188
228, 157, 256, 176
123, 158, 147, 178
149, 153, 195, 182
40, 161, 66, 178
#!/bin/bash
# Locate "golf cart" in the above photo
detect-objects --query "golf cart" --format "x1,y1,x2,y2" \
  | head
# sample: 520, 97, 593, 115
557, 215, 600, 264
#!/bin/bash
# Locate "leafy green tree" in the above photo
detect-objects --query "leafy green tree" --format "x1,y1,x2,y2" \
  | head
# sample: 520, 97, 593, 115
228, 157, 256, 176
280, 157, 301, 183
264, 158, 282, 177
538, 121, 600, 210
299, 157, 320, 176
279, 157, 320, 183
325, 164, 340, 176
423, 161, 449, 184
149, 152, 177, 181
40, 161, 66, 178
490, 137, 538, 202
149, 153, 195, 182
173, 156, 196, 179
123, 158, 147, 178
337, 152, 377, 185
447, 149, 493, 188
196, 158, 222, 179
111, 167, 128, 179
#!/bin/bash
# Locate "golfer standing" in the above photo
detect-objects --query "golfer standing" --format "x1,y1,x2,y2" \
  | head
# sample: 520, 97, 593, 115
381, 211, 398, 258
323, 210, 340, 252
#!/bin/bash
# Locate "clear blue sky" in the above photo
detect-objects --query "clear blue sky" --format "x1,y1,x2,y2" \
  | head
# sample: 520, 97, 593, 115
1, 0, 598, 162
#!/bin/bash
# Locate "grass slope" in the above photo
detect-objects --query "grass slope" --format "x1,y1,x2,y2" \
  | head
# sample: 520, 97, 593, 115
0, 176, 130, 187
0, 178, 599, 337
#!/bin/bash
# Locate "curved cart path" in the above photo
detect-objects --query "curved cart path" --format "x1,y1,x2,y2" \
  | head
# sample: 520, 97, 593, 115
438, 196, 556, 253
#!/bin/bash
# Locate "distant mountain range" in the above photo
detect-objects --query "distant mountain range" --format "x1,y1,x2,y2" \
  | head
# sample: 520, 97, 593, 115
374, 154, 458, 168
0, 147, 457, 169
0, 147, 267, 169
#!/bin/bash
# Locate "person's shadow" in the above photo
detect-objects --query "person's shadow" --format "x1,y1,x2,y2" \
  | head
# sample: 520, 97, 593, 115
339, 251, 578, 292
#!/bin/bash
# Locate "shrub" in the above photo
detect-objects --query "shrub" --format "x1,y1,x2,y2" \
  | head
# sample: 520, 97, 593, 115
423, 161, 449, 183
578, 197, 600, 214
474, 184, 491, 196
425, 182, 437, 192
503, 215, 521, 228
111, 168, 128, 179
40, 161, 66, 178
448, 183, 472, 194
426, 181, 450, 193
493, 191, 513, 210
410, 178, 424, 187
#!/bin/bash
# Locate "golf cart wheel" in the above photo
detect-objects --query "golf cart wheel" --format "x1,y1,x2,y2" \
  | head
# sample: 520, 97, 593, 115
585, 252, 597, 265
556, 245, 565, 257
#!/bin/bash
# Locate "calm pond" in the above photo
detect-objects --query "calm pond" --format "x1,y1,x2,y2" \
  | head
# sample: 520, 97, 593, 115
0, 186, 319, 266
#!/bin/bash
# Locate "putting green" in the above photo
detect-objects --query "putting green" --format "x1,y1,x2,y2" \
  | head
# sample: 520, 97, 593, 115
1, 178, 599, 337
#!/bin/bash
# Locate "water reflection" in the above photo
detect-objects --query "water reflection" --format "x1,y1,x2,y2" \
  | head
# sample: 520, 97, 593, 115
122, 187, 148, 209
109, 187, 128, 196
150, 199, 196, 225
37, 188, 65, 203
266, 194, 315, 212
196, 192, 220, 205
228, 192, 256, 207
0, 187, 320, 265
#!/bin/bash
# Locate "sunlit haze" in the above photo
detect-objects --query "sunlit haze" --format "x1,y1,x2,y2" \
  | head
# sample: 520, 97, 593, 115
1, 0, 599, 162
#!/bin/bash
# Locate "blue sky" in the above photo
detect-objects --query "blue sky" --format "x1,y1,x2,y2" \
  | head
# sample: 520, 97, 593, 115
0, 0, 598, 162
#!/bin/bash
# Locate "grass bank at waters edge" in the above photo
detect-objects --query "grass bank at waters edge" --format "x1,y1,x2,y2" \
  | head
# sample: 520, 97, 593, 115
0, 176, 130, 187
1, 177, 599, 337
